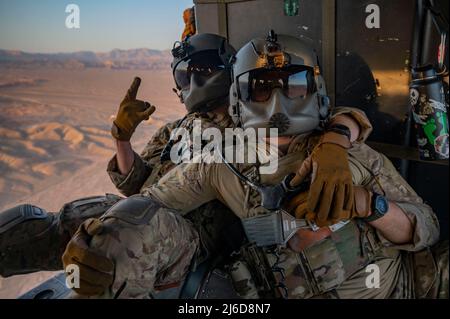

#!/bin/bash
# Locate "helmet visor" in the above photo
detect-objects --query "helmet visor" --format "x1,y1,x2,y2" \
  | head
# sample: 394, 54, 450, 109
174, 50, 226, 90
237, 66, 316, 103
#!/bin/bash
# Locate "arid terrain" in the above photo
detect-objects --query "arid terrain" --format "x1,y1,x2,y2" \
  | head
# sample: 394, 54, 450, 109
0, 53, 185, 298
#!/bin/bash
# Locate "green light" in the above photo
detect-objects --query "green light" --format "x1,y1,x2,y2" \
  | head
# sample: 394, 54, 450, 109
284, 0, 299, 16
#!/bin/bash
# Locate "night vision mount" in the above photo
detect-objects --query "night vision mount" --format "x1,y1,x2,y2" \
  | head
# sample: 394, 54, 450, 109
172, 40, 191, 60
256, 30, 291, 69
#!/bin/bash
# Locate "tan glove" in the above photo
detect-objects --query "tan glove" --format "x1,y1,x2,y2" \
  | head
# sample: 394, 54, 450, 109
290, 132, 354, 227
111, 77, 156, 141
287, 186, 373, 227
62, 218, 114, 296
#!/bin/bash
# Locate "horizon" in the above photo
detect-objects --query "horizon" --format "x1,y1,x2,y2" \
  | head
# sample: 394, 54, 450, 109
0, 1, 194, 53
0, 47, 172, 54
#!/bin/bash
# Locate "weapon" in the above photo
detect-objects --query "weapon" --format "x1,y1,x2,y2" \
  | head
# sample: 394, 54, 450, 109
237, 243, 277, 298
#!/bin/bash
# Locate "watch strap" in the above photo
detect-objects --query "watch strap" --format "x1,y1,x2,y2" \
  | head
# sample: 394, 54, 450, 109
364, 193, 387, 223
364, 210, 384, 223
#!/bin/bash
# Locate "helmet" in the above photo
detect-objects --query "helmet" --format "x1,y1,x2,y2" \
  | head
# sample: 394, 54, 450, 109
171, 33, 236, 113
229, 31, 330, 136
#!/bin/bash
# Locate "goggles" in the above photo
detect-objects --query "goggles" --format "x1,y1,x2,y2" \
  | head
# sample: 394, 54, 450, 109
174, 50, 226, 90
237, 65, 316, 103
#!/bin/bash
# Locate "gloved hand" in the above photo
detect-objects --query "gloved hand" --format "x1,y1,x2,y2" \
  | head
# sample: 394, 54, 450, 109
111, 77, 156, 141
62, 218, 114, 296
287, 186, 373, 227
289, 132, 355, 227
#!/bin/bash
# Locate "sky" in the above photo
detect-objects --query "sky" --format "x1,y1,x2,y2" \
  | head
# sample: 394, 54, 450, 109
0, 0, 194, 53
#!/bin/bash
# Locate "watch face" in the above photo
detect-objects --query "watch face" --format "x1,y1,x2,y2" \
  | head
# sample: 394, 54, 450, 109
375, 196, 389, 214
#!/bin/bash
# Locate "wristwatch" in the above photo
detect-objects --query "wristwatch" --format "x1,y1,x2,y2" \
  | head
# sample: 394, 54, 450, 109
364, 193, 389, 222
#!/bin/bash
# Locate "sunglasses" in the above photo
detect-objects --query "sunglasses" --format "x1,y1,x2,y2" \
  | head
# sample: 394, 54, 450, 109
238, 66, 316, 102
174, 51, 226, 90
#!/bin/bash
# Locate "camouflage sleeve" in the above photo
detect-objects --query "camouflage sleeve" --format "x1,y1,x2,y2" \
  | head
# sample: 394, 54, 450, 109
331, 107, 373, 143
107, 152, 152, 197
138, 119, 180, 161
141, 162, 220, 214
370, 153, 440, 251
106, 119, 182, 197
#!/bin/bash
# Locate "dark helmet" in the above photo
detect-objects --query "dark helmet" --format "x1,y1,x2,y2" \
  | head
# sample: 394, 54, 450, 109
171, 33, 236, 113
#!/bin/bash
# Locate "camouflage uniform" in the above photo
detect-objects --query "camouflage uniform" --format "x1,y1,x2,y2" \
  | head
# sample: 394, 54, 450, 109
77, 107, 447, 299
106, 111, 240, 265
107, 111, 233, 195
0, 111, 237, 278
0, 194, 122, 277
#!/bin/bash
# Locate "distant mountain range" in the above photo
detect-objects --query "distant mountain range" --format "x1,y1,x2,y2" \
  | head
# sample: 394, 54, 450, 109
0, 48, 172, 70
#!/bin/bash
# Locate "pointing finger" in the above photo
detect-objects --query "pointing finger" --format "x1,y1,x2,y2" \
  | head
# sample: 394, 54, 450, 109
122, 77, 141, 104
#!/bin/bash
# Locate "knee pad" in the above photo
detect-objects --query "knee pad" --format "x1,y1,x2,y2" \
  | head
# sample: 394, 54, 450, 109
100, 195, 163, 225
0, 194, 123, 277
0, 204, 60, 277
59, 194, 122, 236
0, 204, 50, 234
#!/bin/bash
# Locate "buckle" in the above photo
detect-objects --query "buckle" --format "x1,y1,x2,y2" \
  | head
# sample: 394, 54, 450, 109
307, 220, 320, 232
328, 220, 350, 232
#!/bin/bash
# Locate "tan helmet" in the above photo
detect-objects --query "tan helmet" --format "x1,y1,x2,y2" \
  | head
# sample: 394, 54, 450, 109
229, 31, 330, 136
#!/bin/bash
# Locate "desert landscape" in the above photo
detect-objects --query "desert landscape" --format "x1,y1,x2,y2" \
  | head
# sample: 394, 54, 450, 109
0, 49, 185, 298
